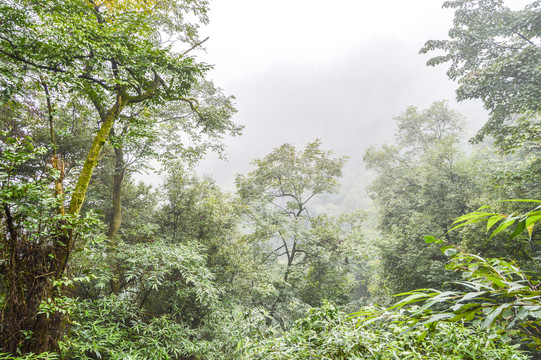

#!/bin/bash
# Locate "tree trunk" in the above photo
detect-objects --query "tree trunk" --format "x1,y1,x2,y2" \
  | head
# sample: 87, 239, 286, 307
68, 92, 127, 217
108, 143, 125, 241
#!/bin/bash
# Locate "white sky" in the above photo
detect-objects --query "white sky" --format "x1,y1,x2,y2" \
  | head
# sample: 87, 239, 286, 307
200, 0, 454, 84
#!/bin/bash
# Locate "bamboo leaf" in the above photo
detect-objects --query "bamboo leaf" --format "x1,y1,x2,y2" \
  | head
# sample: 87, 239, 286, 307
486, 215, 506, 231
458, 291, 487, 303
482, 304, 508, 329
421, 313, 453, 325
390, 293, 434, 309
490, 219, 516, 238
509, 220, 526, 239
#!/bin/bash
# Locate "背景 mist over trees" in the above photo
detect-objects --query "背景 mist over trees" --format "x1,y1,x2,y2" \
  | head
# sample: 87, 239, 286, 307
0, 0, 540, 359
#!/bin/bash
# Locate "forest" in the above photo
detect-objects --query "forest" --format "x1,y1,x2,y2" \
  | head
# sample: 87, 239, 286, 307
0, 0, 540, 358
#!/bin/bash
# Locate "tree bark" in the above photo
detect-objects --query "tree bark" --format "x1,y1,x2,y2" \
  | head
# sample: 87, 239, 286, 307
107, 143, 125, 241
68, 92, 127, 217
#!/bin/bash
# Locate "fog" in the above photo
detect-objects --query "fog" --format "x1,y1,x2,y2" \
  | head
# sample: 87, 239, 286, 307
196, 37, 487, 203
126, 1, 491, 211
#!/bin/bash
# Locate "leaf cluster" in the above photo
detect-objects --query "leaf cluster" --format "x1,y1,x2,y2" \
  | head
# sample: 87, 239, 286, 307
420, 0, 541, 153
247, 303, 529, 359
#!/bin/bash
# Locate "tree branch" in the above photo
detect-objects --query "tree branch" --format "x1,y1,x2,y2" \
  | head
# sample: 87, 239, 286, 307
513, 31, 537, 47
3, 204, 18, 245
181, 37, 209, 56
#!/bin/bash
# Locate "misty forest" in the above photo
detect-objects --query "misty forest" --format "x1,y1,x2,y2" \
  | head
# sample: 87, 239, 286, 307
0, 0, 540, 359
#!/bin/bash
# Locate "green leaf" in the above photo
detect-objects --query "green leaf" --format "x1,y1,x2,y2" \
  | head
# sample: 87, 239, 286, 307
421, 313, 453, 325
482, 304, 508, 329
390, 293, 434, 309
449, 310, 476, 322
458, 291, 487, 303
449, 216, 492, 232
509, 220, 526, 239
486, 215, 505, 231
490, 219, 516, 238
443, 247, 457, 257
525, 215, 541, 237
424, 235, 442, 244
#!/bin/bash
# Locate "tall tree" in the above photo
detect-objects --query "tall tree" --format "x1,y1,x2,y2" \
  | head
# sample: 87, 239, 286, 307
364, 101, 487, 295
0, 0, 218, 353
236, 140, 361, 325
104, 79, 240, 240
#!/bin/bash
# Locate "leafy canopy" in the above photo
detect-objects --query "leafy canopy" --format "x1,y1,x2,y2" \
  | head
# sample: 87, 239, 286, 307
421, 0, 541, 153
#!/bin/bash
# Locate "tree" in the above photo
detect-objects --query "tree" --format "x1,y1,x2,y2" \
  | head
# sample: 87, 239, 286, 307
158, 165, 256, 295
236, 140, 346, 279
103, 79, 240, 240
294, 213, 365, 307
364, 101, 488, 295
65, 166, 261, 360
420, 0, 541, 154
236, 140, 361, 325
0, 0, 216, 353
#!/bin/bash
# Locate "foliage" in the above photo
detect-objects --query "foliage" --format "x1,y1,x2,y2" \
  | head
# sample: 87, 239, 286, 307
160, 167, 238, 244
363, 101, 487, 295
0, 0, 219, 352
378, 201, 541, 353
391, 249, 541, 350
65, 237, 226, 359
421, 0, 541, 153
294, 214, 362, 307
0, 352, 59, 360
245, 303, 529, 359
62, 296, 277, 360
236, 140, 362, 325
0, 135, 98, 352
72, 238, 219, 316
157, 166, 261, 302
61, 296, 201, 360
106, 181, 161, 243
450, 199, 541, 241
101, 79, 241, 239
64, 166, 268, 359
0, 0, 213, 215
5, 0, 541, 356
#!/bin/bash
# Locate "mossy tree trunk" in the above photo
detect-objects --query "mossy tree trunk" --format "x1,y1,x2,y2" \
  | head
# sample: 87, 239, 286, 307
1, 91, 130, 353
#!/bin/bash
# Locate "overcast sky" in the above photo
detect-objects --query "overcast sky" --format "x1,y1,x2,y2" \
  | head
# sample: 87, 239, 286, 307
187, 0, 487, 193
201, 0, 453, 82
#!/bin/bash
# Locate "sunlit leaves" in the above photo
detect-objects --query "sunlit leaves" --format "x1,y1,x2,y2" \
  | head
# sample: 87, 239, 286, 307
89, 0, 158, 13
0, 0, 210, 105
